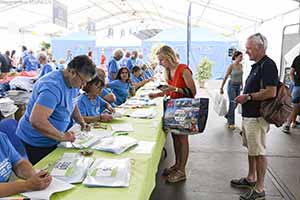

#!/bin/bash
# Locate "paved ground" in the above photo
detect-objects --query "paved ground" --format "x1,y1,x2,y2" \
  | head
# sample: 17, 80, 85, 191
150, 80, 300, 200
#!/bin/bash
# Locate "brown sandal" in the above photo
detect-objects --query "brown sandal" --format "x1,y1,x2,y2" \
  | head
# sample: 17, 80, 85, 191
162, 165, 177, 176
167, 169, 186, 183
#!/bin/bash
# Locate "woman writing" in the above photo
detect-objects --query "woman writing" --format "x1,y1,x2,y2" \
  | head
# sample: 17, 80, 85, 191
77, 75, 114, 123
16, 55, 96, 165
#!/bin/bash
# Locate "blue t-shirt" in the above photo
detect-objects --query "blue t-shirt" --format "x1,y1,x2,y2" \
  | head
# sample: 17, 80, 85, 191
136, 59, 144, 66
144, 69, 153, 79
127, 58, 136, 72
77, 94, 107, 116
131, 75, 144, 83
39, 64, 53, 78
108, 58, 120, 82
23, 55, 38, 71
0, 132, 22, 182
107, 80, 132, 105
120, 57, 129, 67
100, 87, 112, 98
16, 71, 80, 147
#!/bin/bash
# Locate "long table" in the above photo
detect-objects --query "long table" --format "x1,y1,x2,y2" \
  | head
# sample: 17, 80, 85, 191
34, 91, 166, 200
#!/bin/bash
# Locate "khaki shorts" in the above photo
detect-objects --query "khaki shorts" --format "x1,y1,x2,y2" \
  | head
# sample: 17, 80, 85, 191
242, 117, 269, 156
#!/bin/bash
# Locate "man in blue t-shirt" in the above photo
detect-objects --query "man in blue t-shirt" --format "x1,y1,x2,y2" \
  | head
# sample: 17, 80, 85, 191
120, 51, 131, 67
108, 49, 123, 82
0, 132, 52, 197
232, 33, 278, 200
23, 50, 38, 71
38, 53, 53, 78
126, 50, 138, 72
16, 55, 96, 165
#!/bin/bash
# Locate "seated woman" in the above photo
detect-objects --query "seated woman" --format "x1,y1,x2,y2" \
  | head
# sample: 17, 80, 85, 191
141, 64, 154, 79
131, 66, 153, 90
77, 76, 114, 123
0, 132, 51, 197
107, 67, 136, 106
97, 68, 116, 104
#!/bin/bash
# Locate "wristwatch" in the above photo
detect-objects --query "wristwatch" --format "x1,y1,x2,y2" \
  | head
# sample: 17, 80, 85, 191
247, 94, 252, 101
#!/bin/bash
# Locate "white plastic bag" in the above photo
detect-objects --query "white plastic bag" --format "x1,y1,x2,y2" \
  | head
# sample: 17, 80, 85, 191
83, 158, 131, 187
214, 93, 227, 116
91, 136, 138, 154
237, 104, 242, 115
50, 153, 94, 184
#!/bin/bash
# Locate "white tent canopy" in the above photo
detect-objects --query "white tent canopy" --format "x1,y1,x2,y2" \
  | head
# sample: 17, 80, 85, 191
1, 0, 300, 69
0, 0, 298, 36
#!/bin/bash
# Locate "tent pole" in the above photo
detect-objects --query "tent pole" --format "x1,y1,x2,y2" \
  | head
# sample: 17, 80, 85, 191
280, 23, 300, 80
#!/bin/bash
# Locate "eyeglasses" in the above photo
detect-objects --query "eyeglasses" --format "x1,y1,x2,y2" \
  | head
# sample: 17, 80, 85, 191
76, 71, 91, 84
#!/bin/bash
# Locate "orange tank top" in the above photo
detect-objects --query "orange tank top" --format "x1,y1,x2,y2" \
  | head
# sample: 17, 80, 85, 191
167, 64, 194, 99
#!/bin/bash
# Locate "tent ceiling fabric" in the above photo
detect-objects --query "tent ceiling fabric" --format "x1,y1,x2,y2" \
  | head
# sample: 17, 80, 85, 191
0, 0, 298, 37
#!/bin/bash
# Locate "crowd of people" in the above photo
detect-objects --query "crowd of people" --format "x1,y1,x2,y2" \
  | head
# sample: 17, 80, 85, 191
0, 32, 299, 200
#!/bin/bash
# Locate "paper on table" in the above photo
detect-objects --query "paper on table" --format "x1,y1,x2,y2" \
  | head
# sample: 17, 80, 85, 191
131, 141, 155, 154
111, 123, 134, 132
129, 108, 156, 119
21, 177, 74, 200
89, 130, 113, 138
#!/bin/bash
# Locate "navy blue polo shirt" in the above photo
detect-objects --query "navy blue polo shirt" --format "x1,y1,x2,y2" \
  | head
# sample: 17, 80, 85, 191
242, 56, 279, 117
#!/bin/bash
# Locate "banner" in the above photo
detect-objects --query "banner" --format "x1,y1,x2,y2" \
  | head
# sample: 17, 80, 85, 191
87, 18, 96, 35
53, 0, 67, 28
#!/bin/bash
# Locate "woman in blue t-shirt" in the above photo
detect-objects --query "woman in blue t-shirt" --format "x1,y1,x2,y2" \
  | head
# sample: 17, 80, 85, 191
131, 66, 153, 90
16, 55, 96, 165
78, 76, 114, 123
107, 67, 136, 105
0, 132, 51, 197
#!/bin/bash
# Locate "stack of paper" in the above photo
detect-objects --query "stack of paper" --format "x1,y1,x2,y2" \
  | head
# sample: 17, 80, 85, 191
60, 124, 112, 149
50, 153, 94, 184
92, 136, 138, 154
112, 108, 126, 118
131, 141, 155, 154
122, 98, 157, 107
129, 108, 156, 119
83, 158, 131, 187
21, 177, 74, 200
111, 123, 134, 132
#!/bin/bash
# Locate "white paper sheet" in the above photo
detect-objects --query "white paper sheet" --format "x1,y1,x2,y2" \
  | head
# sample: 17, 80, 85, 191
129, 108, 156, 119
111, 123, 134, 132
83, 158, 131, 187
131, 141, 155, 154
21, 177, 74, 200
92, 136, 138, 154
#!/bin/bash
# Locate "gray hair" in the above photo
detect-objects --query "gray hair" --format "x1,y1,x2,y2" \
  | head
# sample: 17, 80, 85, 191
248, 33, 268, 50
37, 52, 47, 61
113, 48, 124, 58
67, 55, 96, 79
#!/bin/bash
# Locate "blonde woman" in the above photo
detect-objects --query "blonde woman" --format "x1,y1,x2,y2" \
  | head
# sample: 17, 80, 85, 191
149, 45, 196, 183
